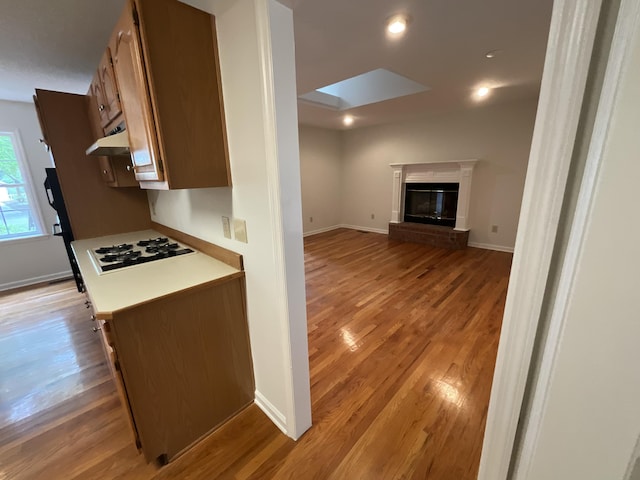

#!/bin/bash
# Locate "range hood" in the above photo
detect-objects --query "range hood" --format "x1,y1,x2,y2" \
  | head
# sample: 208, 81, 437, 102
86, 131, 130, 156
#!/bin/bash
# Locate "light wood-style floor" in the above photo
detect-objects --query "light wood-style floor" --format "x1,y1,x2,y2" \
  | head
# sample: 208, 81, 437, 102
0, 229, 512, 479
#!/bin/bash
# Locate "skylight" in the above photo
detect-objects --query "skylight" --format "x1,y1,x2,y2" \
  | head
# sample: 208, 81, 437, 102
298, 68, 429, 111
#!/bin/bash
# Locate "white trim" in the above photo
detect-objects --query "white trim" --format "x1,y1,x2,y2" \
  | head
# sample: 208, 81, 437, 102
255, 0, 312, 441
512, 1, 640, 478
477, 1, 604, 479
0, 130, 47, 240
0, 232, 49, 246
0, 271, 72, 292
255, 0, 297, 439
389, 160, 477, 231
254, 390, 288, 435
303, 225, 341, 237
340, 224, 388, 235
467, 242, 514, 253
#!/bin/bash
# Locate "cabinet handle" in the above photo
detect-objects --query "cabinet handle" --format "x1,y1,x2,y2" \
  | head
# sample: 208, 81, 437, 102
90, 314, 96, 321
126, 165, 132, 172
99, 104, 106, 112
85, 300, 91, 309
103, 169, 108, 175
92, 326, 101, 333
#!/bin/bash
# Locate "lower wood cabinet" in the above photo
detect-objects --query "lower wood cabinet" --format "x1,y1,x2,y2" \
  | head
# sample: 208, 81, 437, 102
96, 275, 254, 463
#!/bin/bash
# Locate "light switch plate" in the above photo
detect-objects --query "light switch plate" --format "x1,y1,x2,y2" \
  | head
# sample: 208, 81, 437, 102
234, 219, 248, 243
222, 216, 231, 239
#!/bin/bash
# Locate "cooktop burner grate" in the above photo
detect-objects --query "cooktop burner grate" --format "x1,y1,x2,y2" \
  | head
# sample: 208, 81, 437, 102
89, 236, 196, 274
95, 243, 134, 255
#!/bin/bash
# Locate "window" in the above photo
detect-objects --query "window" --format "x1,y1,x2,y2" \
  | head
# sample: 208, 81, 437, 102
0, 132, 44, 240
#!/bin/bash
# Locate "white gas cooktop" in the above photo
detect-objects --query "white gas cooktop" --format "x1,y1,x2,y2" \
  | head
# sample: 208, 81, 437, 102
88, 235, 197, 275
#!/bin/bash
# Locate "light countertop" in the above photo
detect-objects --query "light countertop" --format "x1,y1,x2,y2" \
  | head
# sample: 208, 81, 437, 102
71, 229, 241, 318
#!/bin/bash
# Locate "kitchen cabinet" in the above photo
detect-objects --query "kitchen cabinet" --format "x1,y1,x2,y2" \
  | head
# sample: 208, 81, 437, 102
107, 276, 253, 463
111, 0, 231, 190
97, 155, 140, 188
98, 48, 122, 126
89, 49, 122, 129
34, 89, 151, 239
90, 305, 141, 448
73, 228, 253, 464
33, 94, 50, 151
87, 75, 138, 188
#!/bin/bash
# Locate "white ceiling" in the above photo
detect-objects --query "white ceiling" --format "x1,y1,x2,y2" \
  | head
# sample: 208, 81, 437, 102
0, 0, 553, 130
0, 0, 126, 102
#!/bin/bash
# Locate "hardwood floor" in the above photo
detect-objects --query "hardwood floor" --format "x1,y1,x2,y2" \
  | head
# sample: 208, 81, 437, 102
0, 229, 512, 479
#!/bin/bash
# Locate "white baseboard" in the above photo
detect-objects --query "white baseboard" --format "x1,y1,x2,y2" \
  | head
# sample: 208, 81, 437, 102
303, 224, 389, 237
340, 224, 389, 235
468, 242, 515, 253
303, 225, 341, 237
0, 270, 73, 292
255, 390, 288, 436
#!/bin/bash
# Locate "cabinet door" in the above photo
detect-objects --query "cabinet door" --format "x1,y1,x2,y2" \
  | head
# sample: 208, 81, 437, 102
112, 1, 164, 182
33, 95, 50, 151
98, 157, 116, 184
96, 319, 141, 448
99, 48, 122, 124
89, 72, 110, 128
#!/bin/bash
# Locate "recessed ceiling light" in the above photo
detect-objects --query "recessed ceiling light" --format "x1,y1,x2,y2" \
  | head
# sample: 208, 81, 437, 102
387, 15, 409, 35
485, 49, 502, 59
476, 87, 490, 98
343, 115, 354, 126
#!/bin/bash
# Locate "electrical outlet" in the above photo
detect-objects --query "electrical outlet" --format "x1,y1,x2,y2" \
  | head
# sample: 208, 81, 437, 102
491, 225, 498, 233
310, 216, 313, 223
222, 216, 231, 239
234, 219, 248, 243
371, 213, 375, 220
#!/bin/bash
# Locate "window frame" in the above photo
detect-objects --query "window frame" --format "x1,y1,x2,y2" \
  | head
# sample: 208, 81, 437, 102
0, 130, 47, 243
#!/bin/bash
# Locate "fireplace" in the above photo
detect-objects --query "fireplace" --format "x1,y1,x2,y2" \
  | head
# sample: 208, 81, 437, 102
404, 182, 459, 227
389, 160, 477, 249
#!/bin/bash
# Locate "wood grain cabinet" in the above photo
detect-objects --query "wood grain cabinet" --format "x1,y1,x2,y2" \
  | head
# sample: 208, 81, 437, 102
99, 48, 122, 126
33, 94, 50, 151
96, 155, 140, 188
87, 64, 138, 188
89, 50, 122, 129
110, 0, 231, 190
95, 275, 254, 464
34, 89, 151, 239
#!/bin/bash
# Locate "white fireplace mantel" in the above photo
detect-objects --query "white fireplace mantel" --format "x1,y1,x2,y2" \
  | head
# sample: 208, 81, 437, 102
390, 160, 478, 231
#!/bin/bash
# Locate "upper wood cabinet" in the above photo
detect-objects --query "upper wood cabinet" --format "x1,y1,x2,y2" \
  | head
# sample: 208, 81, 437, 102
33, 94, 50, 151
111, 5, 164, 183
90, 50, 122, 129
110, 0, 231, 190
87, 72, 139, 188
99, 48, 122, 124
34, 89, 151, 239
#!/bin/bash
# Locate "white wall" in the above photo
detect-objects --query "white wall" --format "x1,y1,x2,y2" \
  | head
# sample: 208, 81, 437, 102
155, 0, 311, 439
299, 126, 342, 234
0, 100, 71, 291
336, 99, 538, 250
521, 13, 640, 479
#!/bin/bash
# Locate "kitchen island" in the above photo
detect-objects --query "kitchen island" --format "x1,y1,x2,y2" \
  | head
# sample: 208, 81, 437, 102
71, 227, 254, 464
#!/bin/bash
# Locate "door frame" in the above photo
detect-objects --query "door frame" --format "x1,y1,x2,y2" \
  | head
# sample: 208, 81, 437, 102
477, 0, 640, 478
